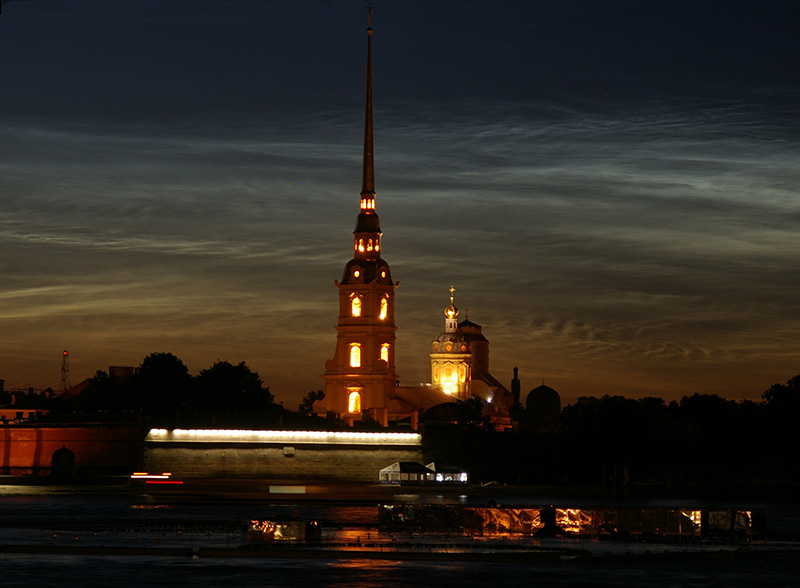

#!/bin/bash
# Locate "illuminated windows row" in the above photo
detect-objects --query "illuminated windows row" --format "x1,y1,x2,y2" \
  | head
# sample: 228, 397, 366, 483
350, 294, 389, 319
433, 364, 468, 382
355, 238, 380, 253
433, 362, 469, 396
348, 343, 391, 367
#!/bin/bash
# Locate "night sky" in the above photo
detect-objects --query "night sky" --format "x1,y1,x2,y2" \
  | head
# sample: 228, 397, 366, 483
1, 0, 798, 406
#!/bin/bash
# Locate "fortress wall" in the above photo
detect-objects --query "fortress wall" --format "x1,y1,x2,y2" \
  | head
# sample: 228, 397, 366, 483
144, 443, 423, 482
0, 425, 143, 474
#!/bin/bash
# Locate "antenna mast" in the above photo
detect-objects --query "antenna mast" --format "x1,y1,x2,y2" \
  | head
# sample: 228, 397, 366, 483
59, 350, 71, 391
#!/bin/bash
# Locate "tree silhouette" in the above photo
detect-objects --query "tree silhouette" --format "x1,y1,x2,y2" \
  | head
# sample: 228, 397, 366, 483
195, 360, 274, 413
298, 390, 324, 415
129, 352, 193, 415
762, 374, 800, 411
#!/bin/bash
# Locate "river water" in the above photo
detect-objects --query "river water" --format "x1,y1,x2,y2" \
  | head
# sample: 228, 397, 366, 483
1, 493, 798, 587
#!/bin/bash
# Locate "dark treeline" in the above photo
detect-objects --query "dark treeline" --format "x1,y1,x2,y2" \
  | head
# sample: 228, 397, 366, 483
13, 351, 799, 493
47, 352, 296, 428
425, 375, 800, 495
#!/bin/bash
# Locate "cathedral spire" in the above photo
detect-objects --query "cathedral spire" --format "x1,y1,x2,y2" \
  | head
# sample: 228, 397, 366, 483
324, 8, 397, 423
360, 4, 375, 208
348, 4, 384, 269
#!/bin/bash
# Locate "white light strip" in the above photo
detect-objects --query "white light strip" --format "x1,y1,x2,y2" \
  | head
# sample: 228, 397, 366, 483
146, 428, 421, 446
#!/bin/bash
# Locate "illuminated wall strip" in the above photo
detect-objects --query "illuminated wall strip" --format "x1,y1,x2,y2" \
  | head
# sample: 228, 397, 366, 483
146, 428, 421, 446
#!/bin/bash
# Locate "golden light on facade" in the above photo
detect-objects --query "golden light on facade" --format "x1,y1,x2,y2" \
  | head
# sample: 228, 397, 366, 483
441, 366, 457, 395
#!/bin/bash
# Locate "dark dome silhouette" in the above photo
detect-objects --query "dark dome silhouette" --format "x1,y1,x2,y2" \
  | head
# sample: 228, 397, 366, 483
526, 383, 561, 416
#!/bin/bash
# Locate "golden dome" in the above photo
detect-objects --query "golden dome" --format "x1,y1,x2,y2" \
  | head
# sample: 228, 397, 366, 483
444, 285, 459, 319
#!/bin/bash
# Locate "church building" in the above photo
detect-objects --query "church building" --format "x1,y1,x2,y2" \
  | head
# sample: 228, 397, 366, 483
430, 286, 512, 412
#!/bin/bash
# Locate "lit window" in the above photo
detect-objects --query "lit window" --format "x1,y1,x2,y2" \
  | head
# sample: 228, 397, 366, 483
445, 366, 453, 380
380, 343, 390, 363
348, 391, 362, 413
379, 296, 388, 320
358, 239, 365, 252
349, 343, 361, 368
433, 366, 439, 381
459, 364, 467, 382
351, 295, 362, 317
367, 239, 373, 252
375, 241, 380, 251
353, 269, 360, 278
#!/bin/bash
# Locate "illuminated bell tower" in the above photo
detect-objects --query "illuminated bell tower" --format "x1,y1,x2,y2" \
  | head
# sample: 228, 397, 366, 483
323, 9, 397, 419
430, 286, 472, 400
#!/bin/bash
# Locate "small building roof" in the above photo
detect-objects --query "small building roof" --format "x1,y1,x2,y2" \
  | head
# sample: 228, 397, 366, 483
380, 461, 435, 474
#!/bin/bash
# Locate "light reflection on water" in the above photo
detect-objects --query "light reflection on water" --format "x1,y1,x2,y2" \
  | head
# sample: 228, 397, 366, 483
2, 554, 800, 588
1, 495, 799, 587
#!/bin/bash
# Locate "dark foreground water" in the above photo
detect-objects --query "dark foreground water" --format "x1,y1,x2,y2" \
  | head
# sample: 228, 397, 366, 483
1, 494, 798, 587
3, 553, 800, 588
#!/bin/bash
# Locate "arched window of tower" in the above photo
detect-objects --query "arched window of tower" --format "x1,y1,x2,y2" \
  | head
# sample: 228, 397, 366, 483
379, 296, 388, 320
348, 391, 362, 413
351, 294, 362, 317
349, 343, 361, 368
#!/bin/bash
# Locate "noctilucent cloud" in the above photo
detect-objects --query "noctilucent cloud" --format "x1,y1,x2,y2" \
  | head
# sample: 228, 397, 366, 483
1, 0, 798, 405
